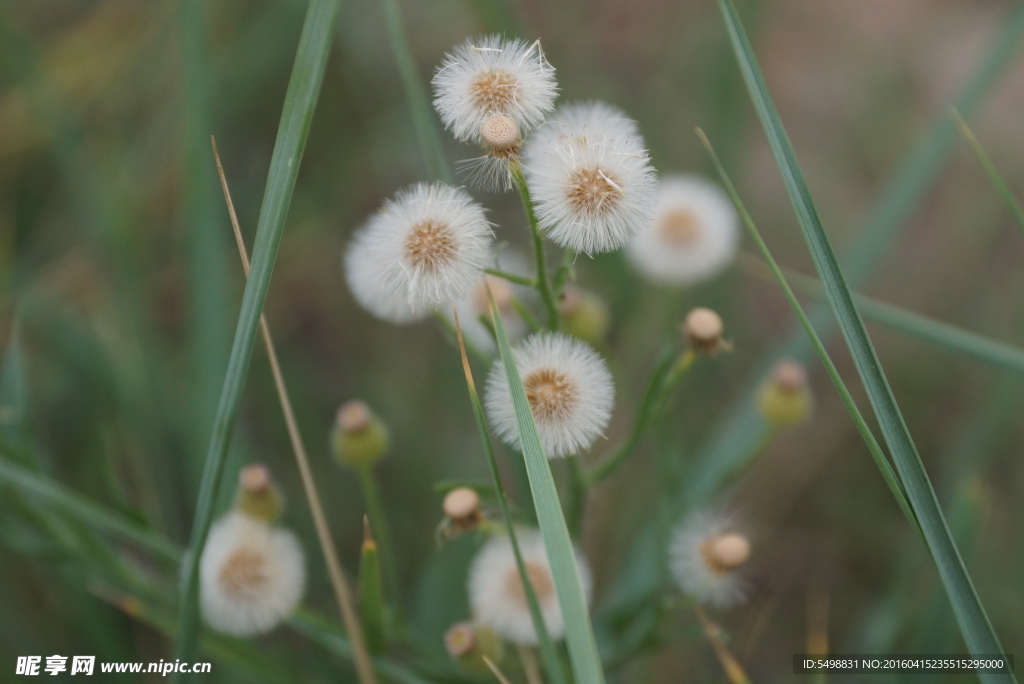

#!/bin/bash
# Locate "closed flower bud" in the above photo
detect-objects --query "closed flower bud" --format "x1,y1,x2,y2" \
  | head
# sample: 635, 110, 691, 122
444, 622, 505, 674
234, 464, 284, 522
683, 307, 727, 355
331, 400, 389, 468
670, 511, 750, 608
560, 285, 610, 347
757, 359, 812, 427
443, 487, 484, 533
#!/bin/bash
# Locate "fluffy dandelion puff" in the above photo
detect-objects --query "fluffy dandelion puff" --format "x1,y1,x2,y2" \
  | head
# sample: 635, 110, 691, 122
628, 174, 739, 285
530, 101, 641, 151
522, 108, 656, 254
669, 511, 750, 608
432, 35, 558, 145
199, 511, 305, 637
468, 528, 591, 645
485, 332, 614, 458
346, 183, 492, 313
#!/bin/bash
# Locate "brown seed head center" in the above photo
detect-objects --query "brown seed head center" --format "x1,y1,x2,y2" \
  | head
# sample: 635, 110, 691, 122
219, 547, 270, 599
405, 220, 457, 272
506, 561, 554, 608
567, 167, 622, 214
523, 368, 578, 422
470, 70, 519, 113
660, 209, 702, 246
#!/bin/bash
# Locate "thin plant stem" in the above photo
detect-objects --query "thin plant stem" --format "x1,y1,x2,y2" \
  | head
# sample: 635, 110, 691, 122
694, 605, 752, 684
357, 463, 400, 598
951, 107, 1024, 235
485, 268, 535, 287
452, 307, 569, 684
483, 656, 516, 684
211, 137, 378, 684
586, 347, 696, 484
518, 645, 543, 684
512, 164, 559, 330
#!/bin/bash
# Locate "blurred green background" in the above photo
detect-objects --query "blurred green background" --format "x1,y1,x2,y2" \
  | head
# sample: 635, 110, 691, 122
0, 0, 1022, 682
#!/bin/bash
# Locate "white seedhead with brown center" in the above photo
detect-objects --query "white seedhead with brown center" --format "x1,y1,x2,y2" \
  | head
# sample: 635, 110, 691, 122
484, 332, 614, 458
346, 183, 492, 314
670, 511, 751, 608
199, 511, 305, 637
432, 35, 558, 145
628, 174, 739, 285
522, 102, 656, 254
468, 528, 591, 645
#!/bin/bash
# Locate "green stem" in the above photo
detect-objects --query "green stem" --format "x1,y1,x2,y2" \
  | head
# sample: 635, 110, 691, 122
357, 464, 400, 600
512, 164, 559, 330
484, 268, 536, 287
951, 107, 1024, 236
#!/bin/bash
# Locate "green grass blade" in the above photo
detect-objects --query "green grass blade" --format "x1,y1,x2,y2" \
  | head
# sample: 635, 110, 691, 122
358, 520, 388, 655
716, 0, 1014, 677
452, 309, 568, 684
740, 256, 1024, 375
173, 0, 342, 674
952, 108, 1024, 235
379, 0, 453, 184
488, 295, 606, 684
698, 128, 918, 535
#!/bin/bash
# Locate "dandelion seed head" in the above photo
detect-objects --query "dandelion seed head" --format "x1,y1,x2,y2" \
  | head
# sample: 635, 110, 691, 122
670, 511, 749, 608
484, 332, 614, 458
468, 528, 591, 644
345, 183, 492, 314
628, 174, 739, 285
200, 511, 305, 637
433, 36, 557, 144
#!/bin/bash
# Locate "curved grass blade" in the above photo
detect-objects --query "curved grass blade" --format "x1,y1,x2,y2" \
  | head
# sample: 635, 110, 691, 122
487, 292, 606, 684
697, 128, 918, 534
738, 254, 1024, 375
951, 107, 1024, 235
716, 0, 1014, 677
452, 308, 568, 684
173, 0, 342, 675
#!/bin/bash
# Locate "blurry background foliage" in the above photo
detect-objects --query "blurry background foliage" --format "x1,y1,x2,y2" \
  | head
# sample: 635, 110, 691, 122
0, 0, 1023, 682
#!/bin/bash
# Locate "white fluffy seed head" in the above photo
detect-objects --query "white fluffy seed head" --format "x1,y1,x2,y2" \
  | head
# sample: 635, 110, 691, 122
199, 511, 305, 637
669, 511, 749, 608
628, 174, 739, 285
345, 183, 493, 315
522, 103, 656, 254
468, 528, 591, 645
432, 35, 558, 145
484, 332, 614, 458
529, 101, 641, 151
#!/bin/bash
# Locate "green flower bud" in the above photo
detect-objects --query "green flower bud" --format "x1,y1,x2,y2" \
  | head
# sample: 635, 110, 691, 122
233, 463, 284, 522
757, 359, 812, 427
560, 285, 609, 346
444, 622, 504, 674
331, 400, 389, 468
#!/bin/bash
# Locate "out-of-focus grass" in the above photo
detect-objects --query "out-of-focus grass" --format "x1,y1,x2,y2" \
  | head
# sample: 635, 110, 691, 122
0, 0, 1022, 682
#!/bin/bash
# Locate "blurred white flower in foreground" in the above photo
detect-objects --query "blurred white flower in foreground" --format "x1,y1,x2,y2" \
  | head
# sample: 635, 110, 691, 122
445, 250, 532, 353
485, 332, 613, 458
628, 174, 739, 286
199, 511, 305, 637
522, 102, 656, 254
468, 528, 591, 645
344, 183, 492, 317
670, 511, 750, 608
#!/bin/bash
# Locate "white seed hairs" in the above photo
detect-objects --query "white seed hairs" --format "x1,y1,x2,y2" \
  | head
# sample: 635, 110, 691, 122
345, 183, 493, 314
433, 35, 558, 145
484, 332, 614, 458
468, 528, 592, 645
669, 510, 751, 608
628, 174, 740, 285
199, 511, 305, 637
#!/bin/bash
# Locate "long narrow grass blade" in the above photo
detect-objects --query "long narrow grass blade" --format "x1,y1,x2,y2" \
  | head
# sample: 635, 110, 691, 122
359, 518, 388, 655
378, 0, 452, 184
716, 0, 1013, 677
951, 107, 1024, 235
452, 308, 568, 684
697, 128, 918, 533
487, 293, 606, 684
739, 254, 1024, 375
173, 0, 342, 674
211, 137, 378, 684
